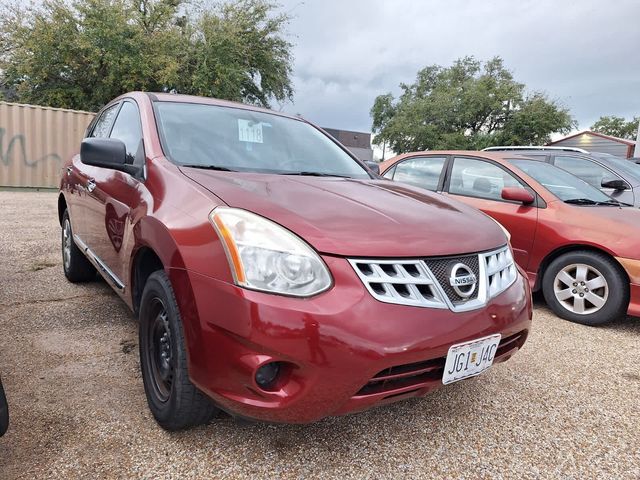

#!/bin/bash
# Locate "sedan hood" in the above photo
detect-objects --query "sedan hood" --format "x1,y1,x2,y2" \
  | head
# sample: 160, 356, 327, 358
181, 168, 506, 257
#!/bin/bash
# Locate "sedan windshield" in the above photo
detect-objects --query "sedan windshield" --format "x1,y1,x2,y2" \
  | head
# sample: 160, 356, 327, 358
510, 159, 616, 204
591, 153, 640, 180
154, 102, 370, 178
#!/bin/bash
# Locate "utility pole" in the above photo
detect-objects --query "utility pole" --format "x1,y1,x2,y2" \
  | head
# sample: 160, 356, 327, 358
635, 121, 640, 157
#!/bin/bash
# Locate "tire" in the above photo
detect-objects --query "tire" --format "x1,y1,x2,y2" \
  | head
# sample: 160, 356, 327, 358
139, 270, 218, 430
0, 376, 8, 437
542, 250, 628, 326
61, 209, 96, 282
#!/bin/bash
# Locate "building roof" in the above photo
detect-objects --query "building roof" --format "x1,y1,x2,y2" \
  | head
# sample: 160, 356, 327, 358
547, 130, 636, 147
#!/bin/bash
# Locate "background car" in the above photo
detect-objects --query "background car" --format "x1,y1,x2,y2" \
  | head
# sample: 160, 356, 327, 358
58, 93, 531, 429
484, 146, 640, 206
380, 150, 640, 326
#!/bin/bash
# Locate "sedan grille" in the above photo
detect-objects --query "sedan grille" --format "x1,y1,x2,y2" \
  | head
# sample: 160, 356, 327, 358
349, 245, 516, 312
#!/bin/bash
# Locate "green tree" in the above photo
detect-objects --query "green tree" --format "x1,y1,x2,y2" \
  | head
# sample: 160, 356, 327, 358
591, 115, 639, 140
0, 0, 293, 111
371, 56, 576, 153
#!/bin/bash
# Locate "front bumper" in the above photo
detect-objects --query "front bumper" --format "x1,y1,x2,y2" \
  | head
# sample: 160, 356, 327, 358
615, 257, 640, 317
170, 256, 532, 423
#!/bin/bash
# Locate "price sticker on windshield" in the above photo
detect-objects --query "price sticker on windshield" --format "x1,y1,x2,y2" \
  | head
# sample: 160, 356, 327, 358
238, 119, 264, 144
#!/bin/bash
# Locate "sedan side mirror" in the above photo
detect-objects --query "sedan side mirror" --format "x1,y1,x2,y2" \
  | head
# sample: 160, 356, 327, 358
365, 161, 380, 175
601, 178, 629, 191
80, 138, 143, 177
501, 187, 535, 204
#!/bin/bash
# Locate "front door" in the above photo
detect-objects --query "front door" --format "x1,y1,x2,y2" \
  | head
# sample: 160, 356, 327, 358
83, 100, 145, 289
443, 156, 539, 271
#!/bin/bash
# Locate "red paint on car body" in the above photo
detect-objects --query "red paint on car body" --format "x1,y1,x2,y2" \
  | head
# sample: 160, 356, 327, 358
60, 95, 531, 423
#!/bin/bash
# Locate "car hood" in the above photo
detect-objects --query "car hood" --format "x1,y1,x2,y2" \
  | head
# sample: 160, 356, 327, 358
181, 168, 506, 257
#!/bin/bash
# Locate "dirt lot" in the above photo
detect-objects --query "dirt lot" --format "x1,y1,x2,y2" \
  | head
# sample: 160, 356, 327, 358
0, 190, 639, 479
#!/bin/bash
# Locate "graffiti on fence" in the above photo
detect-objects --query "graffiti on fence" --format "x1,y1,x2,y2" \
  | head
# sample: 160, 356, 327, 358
0, 128, 62, 168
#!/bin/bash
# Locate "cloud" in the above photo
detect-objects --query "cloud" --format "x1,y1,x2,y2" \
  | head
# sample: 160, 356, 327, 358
277, 0, 640, 133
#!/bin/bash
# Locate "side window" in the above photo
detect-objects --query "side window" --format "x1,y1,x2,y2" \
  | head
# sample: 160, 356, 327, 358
109, 101, 143, 163
90, 104, 119, 138
449, 157, 523, 201
392, 156, 446, 191
382, 165, 396, 179
554, 156, 621, 189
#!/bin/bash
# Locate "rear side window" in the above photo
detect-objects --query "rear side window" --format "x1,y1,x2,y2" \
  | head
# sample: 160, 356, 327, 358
90, 104, 119, 138
392, 156, 446, 191
109, 101, 143, 162
554, 156, 623, 189
449, 157, 523, 200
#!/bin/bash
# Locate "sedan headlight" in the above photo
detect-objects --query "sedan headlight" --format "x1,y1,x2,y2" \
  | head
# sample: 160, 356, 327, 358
210, 207, 332, 296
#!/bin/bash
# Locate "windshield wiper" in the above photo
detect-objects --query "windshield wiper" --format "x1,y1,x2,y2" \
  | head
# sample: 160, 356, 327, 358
281, 171, 352, 178
564, 198, 597, 205
595, 199, 629, 207
564, 198, 622, 206
180, 164, 237, 172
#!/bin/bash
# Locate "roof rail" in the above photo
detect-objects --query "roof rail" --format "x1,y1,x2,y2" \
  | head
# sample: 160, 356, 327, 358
482, 146, 590, 154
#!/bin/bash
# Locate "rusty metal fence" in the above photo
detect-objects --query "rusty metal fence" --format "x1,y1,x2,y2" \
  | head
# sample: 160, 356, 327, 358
0, 101, 95, 188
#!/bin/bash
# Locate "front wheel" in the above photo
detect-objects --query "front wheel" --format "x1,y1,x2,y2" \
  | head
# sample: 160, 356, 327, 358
542, 251, 628, 326
139, 270, 218, 430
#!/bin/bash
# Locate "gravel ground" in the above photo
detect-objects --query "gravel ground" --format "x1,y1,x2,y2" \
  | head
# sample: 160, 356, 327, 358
0, 190, 639, 479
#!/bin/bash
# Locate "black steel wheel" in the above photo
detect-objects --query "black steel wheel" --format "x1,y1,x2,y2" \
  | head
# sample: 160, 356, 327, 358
139, 270, 218, 430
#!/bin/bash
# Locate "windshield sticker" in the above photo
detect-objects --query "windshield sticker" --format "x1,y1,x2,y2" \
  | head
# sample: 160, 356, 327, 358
238, 119, 264, 144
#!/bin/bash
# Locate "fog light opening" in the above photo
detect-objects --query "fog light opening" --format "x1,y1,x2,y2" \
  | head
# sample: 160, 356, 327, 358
255, 362, 281, 391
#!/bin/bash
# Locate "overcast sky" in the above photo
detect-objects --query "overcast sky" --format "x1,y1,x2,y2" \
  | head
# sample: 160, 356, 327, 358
275, 0, 640, 134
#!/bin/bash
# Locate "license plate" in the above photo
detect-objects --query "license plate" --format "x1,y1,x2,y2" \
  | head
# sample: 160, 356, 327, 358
442, 334, 501, 385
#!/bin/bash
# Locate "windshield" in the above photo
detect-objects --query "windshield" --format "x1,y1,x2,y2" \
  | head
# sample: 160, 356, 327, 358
509, 159, 614, 203
154, 102, 370, 178
590, 153, 640, 180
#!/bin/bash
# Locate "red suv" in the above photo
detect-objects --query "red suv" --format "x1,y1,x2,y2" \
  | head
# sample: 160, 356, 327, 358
381, 151, 640, 326
59, 93, 531, 429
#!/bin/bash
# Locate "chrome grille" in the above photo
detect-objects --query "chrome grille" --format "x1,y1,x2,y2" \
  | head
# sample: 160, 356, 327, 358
423, 255, 480, 304
484, 248, 518, 298
349, 245, 516, 312
349, 260, 448, 308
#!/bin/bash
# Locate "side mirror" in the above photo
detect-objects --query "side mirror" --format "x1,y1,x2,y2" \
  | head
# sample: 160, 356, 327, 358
80, 138, 143, 177
601, 178, 629, 190
501, 187, 535, 204
365, 160, 380, 175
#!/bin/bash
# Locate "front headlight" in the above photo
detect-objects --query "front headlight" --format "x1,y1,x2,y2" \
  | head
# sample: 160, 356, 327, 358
210, 207, 332, 297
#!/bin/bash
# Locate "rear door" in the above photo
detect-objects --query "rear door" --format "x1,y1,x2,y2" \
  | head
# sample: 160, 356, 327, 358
442, 156, 538, 270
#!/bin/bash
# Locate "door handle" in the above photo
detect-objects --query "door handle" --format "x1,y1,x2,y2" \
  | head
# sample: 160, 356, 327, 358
66, 166, 73, 176
86, 179, 96, 193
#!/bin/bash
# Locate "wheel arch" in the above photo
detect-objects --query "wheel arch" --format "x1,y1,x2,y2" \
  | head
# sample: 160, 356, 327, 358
57, 193, 67, 226
535, 244, 629, 291
129, 217, 207, 386
130, 246, 165, 316
129, 216, 188, 314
